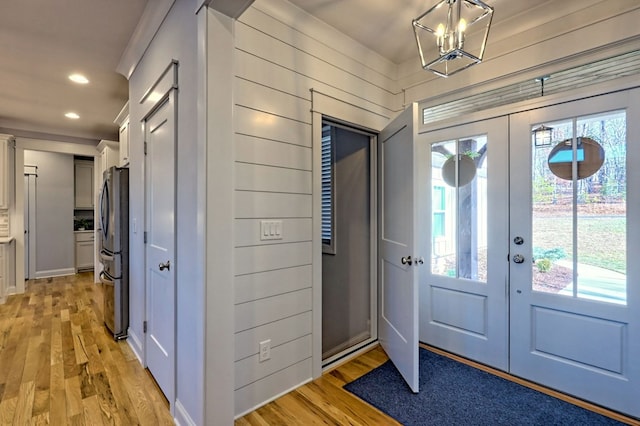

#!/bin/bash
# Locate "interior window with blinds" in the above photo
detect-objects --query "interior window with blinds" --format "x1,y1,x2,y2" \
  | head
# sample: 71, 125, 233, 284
322, 124, 336, 254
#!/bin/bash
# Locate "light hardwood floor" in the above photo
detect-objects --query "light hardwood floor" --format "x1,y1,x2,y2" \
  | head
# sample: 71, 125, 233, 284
0, 272, 173, 425
235, 346, 400, 425
3, 273, 637, 425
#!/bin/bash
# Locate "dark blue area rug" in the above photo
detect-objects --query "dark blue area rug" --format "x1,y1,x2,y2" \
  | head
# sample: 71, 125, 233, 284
344, 348, 624, 425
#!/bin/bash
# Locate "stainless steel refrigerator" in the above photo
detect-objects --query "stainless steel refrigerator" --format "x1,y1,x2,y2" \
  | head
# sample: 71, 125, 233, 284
99, 166, 129, 340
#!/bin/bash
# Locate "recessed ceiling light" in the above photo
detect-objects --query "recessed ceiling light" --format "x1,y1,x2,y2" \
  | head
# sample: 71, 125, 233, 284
69, 74, 89, 84
65, 112, 80, 119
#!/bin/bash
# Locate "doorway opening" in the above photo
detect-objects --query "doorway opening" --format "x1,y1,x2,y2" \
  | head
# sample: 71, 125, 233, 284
321, 119, 377, 366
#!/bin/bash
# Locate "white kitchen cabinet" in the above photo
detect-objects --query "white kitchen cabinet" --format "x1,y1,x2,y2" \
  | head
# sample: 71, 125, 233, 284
0, 134, 15, 210
75, 231, 94, 271
97, 140, 119, 178
0, 238, 16, 304
115, 102, 130, 167
74, 160, 94, 209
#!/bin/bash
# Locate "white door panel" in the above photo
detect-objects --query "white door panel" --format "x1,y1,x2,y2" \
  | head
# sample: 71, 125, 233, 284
509, 89, 640, 417
145, 94, 176, 405
379, 104, 421, 393
420, 117, 509, 371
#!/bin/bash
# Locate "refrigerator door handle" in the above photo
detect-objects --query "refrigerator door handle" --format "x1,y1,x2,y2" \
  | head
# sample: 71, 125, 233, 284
100, 250, 114, 263
100, 178, 109, 240
99, 271, 114, 285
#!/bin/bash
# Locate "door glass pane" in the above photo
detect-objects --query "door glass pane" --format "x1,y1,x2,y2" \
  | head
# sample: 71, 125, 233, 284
576, 111, 626, 304
531, 120, 574, 294
431, 136, 488, 282
530, 111, 626, 304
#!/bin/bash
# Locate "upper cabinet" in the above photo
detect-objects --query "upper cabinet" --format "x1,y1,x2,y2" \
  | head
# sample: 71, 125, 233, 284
114, 102, 130, 167
0, 134, 15, 210
74, 160, 94, 209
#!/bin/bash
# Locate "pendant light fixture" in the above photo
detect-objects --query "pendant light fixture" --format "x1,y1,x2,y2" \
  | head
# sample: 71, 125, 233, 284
413, 0, 494, 77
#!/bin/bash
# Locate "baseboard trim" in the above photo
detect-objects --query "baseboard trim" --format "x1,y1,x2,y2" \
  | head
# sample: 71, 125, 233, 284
174, 399, 197, 426
34, 268, 76, 279
127, 328, 144, 364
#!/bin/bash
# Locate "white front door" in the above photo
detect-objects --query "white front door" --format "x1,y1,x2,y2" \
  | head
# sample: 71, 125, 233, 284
509, 89, 640, 417
420, 117, 510, 370
378, 104, 423, 392
144, 93, 176, 404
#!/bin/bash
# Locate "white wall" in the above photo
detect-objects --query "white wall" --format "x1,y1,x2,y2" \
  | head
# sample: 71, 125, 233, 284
23, 150, 75, 277
231, 0, 396, 416
127, 0, 204, 425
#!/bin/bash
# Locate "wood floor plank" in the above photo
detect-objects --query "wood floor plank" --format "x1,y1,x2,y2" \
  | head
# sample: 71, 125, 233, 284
31, 411, 50, 426
12, 381, 35, 426
82, 394, 107, 425
65, 376, 84, 419
0, 396, 17, 425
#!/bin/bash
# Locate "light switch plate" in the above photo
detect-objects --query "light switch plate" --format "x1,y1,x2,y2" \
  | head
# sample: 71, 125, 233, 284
260, 220, 283, 241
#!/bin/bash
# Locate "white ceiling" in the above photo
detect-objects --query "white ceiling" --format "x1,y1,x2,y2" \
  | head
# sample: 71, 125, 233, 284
0, 0, 537, 143
0, 0, 148, 142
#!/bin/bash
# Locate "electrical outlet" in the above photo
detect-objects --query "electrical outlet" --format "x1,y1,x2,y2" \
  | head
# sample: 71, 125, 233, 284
259, 339, 271, 362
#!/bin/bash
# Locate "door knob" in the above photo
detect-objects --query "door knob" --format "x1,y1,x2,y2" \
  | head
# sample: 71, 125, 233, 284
159, 260, 171, 271
513, 236, 524, 245
401, 256, 413, 265
512, 254, 525, 264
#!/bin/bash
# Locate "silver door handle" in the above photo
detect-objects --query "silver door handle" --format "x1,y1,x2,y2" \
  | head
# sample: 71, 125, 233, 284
512, 254, 525, 264
401, 256, 413, 265
159, 260, 171, 271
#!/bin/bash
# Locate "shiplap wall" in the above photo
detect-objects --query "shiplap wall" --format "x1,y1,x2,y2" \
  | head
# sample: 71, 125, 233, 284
232, 0, 396, 415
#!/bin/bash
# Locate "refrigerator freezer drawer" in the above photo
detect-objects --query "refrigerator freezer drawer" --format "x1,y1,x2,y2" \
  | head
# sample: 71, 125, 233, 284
100, 271, 128, 340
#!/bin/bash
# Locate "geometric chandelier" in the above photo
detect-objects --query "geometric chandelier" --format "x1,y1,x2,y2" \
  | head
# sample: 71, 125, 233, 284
413, 0, 494, 77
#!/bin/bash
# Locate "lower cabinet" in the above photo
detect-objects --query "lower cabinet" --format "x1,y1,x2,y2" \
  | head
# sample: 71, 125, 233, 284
0, 239, 15, 304
75, 231, 95, 272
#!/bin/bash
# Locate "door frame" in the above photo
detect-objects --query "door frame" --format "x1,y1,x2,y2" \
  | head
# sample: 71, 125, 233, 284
320, 118, 379, 368
310, 89, 390, 378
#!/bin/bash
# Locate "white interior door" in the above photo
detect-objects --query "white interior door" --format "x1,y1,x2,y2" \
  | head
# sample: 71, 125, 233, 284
23, 171, 36, 280
420, 117, 510, 370
510, 89, 640, 417
144, 93, 176, 404
379, 104, 422, 392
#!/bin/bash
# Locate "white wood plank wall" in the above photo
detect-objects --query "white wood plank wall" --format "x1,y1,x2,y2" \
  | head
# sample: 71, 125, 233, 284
232, 0, 396, 416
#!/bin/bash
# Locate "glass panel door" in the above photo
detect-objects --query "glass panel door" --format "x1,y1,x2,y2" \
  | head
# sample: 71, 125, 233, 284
510, 90, 640, 418
420, 116, 509, 370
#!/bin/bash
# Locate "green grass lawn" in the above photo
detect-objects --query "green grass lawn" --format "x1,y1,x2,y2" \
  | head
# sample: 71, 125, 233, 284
532, 215, 626, 274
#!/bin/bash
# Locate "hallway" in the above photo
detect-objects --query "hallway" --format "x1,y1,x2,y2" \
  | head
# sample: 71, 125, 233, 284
0, 273, 173, 425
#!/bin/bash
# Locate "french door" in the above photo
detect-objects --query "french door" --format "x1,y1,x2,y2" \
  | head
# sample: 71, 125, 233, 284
418, 88, 640, 417
420, 117, 509, 371
509, 89, 640, 417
